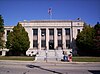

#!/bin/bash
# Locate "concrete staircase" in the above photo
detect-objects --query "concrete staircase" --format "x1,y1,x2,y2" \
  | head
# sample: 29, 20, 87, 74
36, 50, 63, 62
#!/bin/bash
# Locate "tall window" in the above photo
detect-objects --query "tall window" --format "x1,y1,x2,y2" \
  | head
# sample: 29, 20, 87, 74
41, 40, 46, 47
33, 40, 38, 48
58, 40, 62, 47
7, 30, 10, 35
41, 29, 46, 36
49, 29, 54, 35
65, 28, 70, 35
66, 40, 70, 48
77, 29, 80, 34
57, 29, 62, 36
33, 29, 38, 35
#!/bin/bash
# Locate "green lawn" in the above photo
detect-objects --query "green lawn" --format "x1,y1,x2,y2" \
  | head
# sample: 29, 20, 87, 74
72, 57, 100, 62
0, 56, 34, 61
0, 56, 100, 62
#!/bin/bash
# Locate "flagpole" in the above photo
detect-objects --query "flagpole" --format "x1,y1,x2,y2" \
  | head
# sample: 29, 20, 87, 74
48, 8, 52, 20
50, 13, 52, 20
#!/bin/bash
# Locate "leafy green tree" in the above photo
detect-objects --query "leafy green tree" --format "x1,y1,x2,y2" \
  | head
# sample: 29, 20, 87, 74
93, 22, 100, 56
0, 15, 5, 49
76, 25, 95, 56
6, 23, 30, 56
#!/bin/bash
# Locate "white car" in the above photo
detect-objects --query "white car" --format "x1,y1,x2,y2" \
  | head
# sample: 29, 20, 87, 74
26, 50, 37, 56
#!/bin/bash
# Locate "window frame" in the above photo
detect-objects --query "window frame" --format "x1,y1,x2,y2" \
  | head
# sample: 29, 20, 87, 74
41, 29, 46, 36
41, 40, 46, 47
49, 29, 54, 35
58, 40, 62, 47
77, 29, 80, 34
33, 29, 38, 36
33, 40, 38, 48
66, 40, 70, 48
57, 29, 62, 36
65, 28, 70, 35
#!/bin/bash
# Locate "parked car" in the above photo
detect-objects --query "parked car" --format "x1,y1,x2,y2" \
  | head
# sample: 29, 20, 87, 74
26, 49, 37, 56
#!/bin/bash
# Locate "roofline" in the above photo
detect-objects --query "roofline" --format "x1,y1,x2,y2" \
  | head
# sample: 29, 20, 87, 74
4, 26, 14, 29
19, 20, 84, 23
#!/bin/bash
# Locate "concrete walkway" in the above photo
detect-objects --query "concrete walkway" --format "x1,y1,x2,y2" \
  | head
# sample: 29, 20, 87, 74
0, 60, 100, 64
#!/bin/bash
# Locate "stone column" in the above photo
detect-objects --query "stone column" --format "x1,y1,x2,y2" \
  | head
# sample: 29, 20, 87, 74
62, 28, 66, 49
28, 28, 33, 48
2, 50, 6, 56
54, 28, 57, 49
46, 28, 49, 50
38, 28, 41, 50
4, 30, 7, 42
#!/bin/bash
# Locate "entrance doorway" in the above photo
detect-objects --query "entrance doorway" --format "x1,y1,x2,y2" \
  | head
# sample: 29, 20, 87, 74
49, 40, 54, 50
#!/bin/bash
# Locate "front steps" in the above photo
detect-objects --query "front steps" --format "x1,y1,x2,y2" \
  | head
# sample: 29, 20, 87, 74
36, 50, 63, 62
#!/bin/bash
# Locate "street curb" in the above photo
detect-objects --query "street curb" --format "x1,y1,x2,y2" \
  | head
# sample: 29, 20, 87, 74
36, 61, 100, 64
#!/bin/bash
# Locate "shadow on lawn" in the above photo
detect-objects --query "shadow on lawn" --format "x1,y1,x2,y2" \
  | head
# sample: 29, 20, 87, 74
26, 64, 64, 74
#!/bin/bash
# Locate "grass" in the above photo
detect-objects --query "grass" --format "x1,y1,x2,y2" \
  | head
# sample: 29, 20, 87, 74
0, 56, 34, 61
0, 56, 100, 62
72, 57, 100, 62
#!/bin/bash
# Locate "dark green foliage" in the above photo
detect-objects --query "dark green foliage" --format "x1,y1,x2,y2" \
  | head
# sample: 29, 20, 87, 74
76, 25, 95, 56
0, 15, 4, 32
0, 15, 5, 49
93, 22, 100, 56
76, 22, 100, 56
6, 23, 30, 56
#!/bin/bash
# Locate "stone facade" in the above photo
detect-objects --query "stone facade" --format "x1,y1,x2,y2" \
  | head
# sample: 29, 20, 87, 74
3, 20, 84, 56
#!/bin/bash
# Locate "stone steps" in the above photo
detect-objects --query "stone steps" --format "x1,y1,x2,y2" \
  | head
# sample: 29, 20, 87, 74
36, 50, 63, 62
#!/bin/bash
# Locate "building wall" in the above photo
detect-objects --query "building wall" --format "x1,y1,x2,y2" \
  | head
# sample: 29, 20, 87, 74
4, 20, 84, 51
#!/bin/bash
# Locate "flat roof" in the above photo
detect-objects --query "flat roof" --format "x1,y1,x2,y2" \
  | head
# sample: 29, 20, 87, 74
19, 20, 84, 23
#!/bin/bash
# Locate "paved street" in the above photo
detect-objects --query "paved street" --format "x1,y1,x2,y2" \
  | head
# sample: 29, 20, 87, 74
0, 60, 100, 74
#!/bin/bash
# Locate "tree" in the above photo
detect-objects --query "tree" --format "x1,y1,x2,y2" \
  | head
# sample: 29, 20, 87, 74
93, 22, 100, 56
0, 15, 5, 49
76, 25, 95, 56
6, 23, 30, 56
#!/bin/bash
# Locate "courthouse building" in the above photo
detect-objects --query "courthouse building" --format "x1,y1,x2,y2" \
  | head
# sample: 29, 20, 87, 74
3, 20, 84, 57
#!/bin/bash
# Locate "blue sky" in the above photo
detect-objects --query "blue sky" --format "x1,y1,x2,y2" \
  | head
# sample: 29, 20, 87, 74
0, 0, 100, 26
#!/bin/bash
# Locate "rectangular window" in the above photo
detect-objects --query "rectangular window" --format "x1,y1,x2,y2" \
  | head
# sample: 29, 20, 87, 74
41, 40, 46, 47
65, 28, 70, 35
7, 30, 10, 35
77, 29, 80, 34
49, 29, 54, 35
33, 29, 38, 35
41, 29, 46, 36
33, 40, 38, 48
57, 29, 62, 36
66, 40, 70, 48
58, 40, 62, 47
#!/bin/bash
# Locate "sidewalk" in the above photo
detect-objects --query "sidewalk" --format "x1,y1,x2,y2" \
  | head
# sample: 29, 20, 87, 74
0, 60, 100, 64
